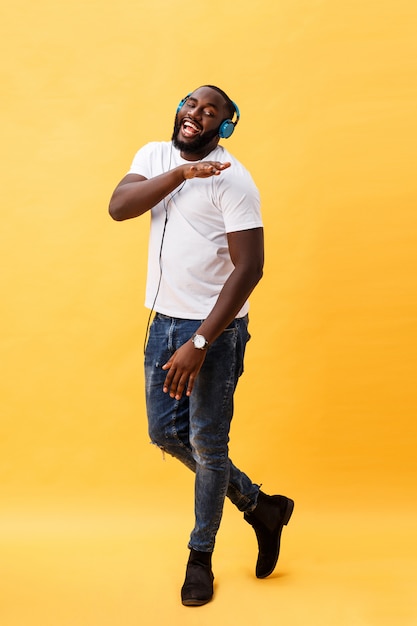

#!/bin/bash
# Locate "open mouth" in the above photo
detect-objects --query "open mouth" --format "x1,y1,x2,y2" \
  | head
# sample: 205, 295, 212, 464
181, 118, 202, 138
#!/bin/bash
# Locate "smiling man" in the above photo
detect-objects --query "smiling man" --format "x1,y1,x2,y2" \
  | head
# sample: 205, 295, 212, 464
109, 85, 294, 606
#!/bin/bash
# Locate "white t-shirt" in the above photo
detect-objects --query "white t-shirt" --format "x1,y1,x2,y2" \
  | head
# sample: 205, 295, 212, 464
128, 141, 262, 319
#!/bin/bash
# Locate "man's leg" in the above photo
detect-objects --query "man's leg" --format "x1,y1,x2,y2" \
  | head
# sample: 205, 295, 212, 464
180, 316, 250, 605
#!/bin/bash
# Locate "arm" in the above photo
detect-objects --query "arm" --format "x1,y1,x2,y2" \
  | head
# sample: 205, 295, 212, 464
197, 227, 264, 343
162, 227, 264, 399
108, 161, 231, 221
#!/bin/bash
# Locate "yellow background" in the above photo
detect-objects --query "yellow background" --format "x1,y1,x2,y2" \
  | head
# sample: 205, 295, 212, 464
1, 1, 416, 624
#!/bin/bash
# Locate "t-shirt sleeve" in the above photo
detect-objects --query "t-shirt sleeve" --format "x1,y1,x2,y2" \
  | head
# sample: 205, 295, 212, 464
216, 164, 263, 233
127, 143, 156, 178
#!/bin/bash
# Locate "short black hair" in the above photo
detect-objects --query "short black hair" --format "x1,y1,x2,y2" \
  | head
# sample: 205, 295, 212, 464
200, 85, 236, 120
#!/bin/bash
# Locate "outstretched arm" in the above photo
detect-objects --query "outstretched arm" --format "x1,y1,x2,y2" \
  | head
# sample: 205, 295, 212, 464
162, 226, 264, 399
108, 161, 231, 221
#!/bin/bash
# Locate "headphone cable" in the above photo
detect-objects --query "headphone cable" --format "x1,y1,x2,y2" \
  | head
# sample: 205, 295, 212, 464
143, 144, 186, 353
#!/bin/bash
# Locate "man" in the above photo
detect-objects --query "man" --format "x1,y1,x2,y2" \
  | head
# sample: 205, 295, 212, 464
109, 85, 294, 606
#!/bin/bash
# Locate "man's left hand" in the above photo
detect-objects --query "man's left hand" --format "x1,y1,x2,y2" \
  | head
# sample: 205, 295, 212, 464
162, 341, 206, 399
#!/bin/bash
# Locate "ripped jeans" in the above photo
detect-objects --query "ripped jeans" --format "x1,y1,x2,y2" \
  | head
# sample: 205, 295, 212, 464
145, 313, 260, 552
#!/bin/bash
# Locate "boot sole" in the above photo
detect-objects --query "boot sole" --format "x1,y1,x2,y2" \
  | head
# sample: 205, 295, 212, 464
182, 597, 212, 607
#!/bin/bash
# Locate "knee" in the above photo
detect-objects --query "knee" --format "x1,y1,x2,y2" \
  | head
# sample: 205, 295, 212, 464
190, 437, 229, 470
149, 422, 183, 455
148, 422, 166, 449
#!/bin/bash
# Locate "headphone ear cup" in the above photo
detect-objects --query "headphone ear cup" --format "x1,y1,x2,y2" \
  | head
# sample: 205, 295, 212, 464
176, 99, 185, 114
177, 93, 191, 114
218, 119, 235, 139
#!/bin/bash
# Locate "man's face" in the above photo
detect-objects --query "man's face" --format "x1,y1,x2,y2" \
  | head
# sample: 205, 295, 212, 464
172, 86, 229, 158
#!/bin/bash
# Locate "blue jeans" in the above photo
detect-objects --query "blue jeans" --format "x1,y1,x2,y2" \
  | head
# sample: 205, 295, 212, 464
145, 313, 260, 552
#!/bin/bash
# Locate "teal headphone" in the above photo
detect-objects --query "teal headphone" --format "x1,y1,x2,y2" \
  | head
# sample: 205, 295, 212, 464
176, 93, 240, 139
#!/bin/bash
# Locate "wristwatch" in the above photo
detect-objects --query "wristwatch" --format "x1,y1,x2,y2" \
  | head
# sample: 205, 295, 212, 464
191, 333, 209, 350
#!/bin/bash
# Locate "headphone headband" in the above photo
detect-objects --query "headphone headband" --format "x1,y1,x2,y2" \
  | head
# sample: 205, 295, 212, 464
176, 93, 240, 139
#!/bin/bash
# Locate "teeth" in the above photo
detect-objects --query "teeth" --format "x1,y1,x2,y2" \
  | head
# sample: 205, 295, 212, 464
184, 120, 199, 131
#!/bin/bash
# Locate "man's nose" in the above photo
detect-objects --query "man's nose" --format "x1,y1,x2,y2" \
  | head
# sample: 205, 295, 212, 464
189, 106, 202, 120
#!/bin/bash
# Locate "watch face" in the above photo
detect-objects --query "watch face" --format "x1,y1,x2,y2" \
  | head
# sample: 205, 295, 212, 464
194, 334, 206, 349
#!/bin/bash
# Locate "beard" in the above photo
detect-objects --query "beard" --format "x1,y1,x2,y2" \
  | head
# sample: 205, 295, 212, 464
171, 116, 220, 155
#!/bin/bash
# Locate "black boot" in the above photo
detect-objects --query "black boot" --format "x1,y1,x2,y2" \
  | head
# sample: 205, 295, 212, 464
244, 491, 294, 578
181, 549, 214, 607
